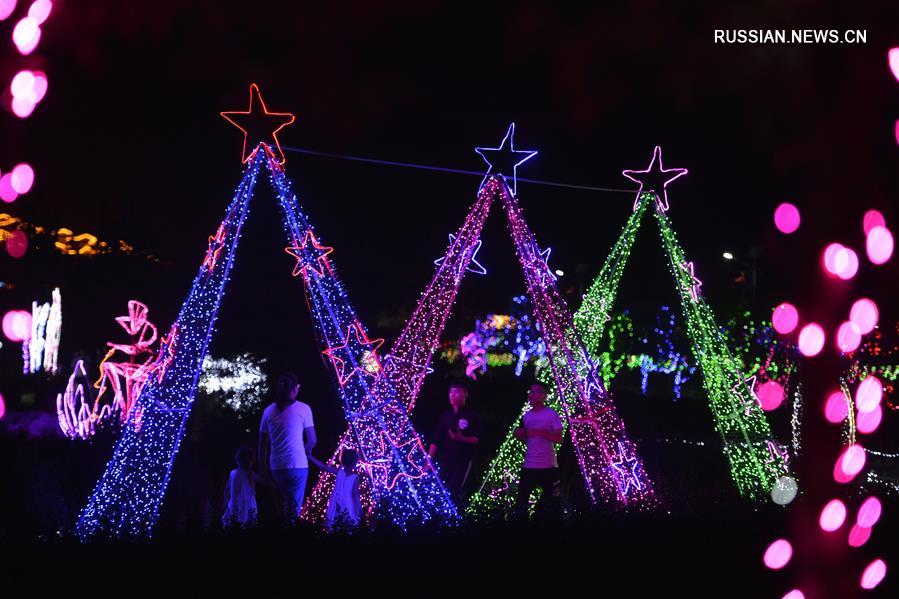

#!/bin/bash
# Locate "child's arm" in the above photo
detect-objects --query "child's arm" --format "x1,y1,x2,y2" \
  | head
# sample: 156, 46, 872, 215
307, 453, 339, 475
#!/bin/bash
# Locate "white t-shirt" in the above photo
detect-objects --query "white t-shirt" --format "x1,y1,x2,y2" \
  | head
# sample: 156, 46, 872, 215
522, 406, 563, 469
259, 401, 314, 470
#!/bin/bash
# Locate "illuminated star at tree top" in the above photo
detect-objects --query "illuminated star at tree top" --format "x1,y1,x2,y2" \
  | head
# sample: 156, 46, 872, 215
622, 145, 687, 212
475, 122, 538, 197
221, 83, 296, 165
285, 230, 334, 278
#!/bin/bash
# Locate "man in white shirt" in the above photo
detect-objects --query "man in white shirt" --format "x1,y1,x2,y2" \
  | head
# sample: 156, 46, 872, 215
513, 382, 563, 518
259, 372, 316, 522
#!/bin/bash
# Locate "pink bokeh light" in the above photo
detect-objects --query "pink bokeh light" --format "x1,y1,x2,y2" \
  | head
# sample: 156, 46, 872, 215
771, 302, 799, 335
835, 246, 859, 280
856, 405, 882, 434
0, 0, 16, 21
0, 173, 18, 202
10, 163, 34, 194
835, 321, 862, 353
823, 242, 843, 274
11, 96, 36, 118
28, 0, 52, 25
849, 298, 878, 334
757, 380, 785, 411
798, 323, 825, 357
891, 47, 899, 82
782, 591, 805, 599
824, 390, 849, 424
2, 309, 31, 341
857, 496, 882, 528
774, 203, 800, 234
866, 226, 894, 265
855, 376, 883, 413
0, 392, 5, 419
848, 524, 872, 548
763, 538, 793, 570
834, 444, 866, 483
12, 16, 40, 55
863, 210, 886, 234
6, 229, 28, 257
819, 498, 847, 532
860, 559, 887, 590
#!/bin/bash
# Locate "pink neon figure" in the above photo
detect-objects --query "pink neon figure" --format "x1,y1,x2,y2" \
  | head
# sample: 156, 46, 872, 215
622, 146, 688, 213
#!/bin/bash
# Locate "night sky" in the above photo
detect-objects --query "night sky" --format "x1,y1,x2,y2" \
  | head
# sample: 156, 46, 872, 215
1, 1, 897, 439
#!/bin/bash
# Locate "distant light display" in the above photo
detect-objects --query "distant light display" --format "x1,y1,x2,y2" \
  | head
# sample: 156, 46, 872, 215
197, 353, 268, 418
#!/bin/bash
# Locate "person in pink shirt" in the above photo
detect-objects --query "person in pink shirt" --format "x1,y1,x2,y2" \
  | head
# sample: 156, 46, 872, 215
513, 382, 563, 518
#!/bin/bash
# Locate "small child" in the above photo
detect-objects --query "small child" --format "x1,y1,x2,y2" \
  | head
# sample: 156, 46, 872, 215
308, 448, 362, 529
222, 446, 259, 528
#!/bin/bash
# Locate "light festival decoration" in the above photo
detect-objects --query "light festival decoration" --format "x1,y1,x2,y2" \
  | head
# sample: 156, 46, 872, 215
22, 286, 61, 374
197, 353, 268, 418
473, 122, 537, 197
76, 149, 265, 538
474, 149, 787, 511
434, 234, 487, 275
57, 360, 107, 440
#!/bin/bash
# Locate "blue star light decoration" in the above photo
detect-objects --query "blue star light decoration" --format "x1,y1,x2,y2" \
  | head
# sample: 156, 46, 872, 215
610, 441, 643, 496
434, 234, 487, 275
474, 122, 537, 197
536, 245, 557, 287
622, 145, 688, 212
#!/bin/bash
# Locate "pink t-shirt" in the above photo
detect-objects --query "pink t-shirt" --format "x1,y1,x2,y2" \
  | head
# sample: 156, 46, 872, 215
522, 406, 562, 469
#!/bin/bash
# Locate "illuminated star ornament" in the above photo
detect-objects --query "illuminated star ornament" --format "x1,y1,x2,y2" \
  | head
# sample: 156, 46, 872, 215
474, 122, 537, 197
535, 245, 557, 287
152, 325, 179, 384
680, 260, 702, 301
766, 440, 790, 468
361, 432, 430, 490
610, 441, 643, 495
221, 83, 296, 166
622, 145, 688, 212
285, 230, 334, 278
434, 234, 487, 275
202, 222, 228, 272
322, 322, 385, 385
733, 374, 762, 416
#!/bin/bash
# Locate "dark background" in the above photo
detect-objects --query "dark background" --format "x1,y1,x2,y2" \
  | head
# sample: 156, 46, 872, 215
0, 2, 897, 594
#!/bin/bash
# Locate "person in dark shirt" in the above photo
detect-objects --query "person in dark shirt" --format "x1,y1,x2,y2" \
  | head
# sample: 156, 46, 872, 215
429, 381, 480, 505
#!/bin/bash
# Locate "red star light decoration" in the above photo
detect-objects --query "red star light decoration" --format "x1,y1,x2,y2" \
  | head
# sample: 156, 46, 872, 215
360, 432, 431, 491
285, 231, 334, 278
221, 83, 295, 165
322, 321, 385, 386
202, 222, 228, 272
152, 325, 179, 383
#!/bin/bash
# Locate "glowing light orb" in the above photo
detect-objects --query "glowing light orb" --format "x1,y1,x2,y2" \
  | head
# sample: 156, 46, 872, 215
10, 163, 34, 194
771, 302, 799, 335
798, 323, 825, 357
824, 390, 849, 424
12, 16, 40, 55
763, 538, 793, 570
860, 559, 886, 590
2, 309, 32, 341
863, 210, 886, 234
28, 0, 52, 24
0, 392, 5, 419
11, 96, 36, 118
857, 496, 882, 528
855, 376, 883, 413
856, 405, 882, 434
819, 498, 847, 532
0, 173, 18, 202
771, 475, 799, 506
0, 0, 16, 21
823, 242, 843, 274
835, 246, 859, 279
849, 298, 878, 334
849, 524, 872, 548
757, 380, 785, 411
891, 48, 899, 82
782, 591, 805, 599
834, 444, 866, 483
866, 226, 893, 265
6, 229, 28, 257
774, 203, 800, 234
836, 321, 862, 353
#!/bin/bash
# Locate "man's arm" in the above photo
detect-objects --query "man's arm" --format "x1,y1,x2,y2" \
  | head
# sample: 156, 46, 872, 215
448, 430, 479, 444
304, 426, 317, 454
307, 452, 337, 474
526, 428, 563, 443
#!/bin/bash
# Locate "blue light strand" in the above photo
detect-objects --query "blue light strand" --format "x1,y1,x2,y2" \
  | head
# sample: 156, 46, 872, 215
267, 161, 459, 528
76, 152, 266, 539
